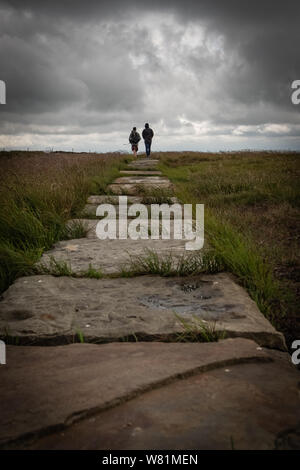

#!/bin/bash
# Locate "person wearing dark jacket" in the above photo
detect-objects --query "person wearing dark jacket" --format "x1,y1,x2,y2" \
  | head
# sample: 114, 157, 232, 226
129, 127, 141, 158
142, 123, 154, 157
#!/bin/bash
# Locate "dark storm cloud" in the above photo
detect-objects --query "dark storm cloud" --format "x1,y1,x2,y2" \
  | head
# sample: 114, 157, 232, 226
0, 0, 299, 150
0, 7, 146, 123
3, 0, 298, 21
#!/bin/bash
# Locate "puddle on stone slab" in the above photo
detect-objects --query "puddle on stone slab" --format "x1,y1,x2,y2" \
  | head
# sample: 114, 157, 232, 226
137, 294, 242, 321
170, 279, 223, 300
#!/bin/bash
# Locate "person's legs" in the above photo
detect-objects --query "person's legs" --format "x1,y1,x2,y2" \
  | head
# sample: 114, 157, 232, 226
145, 141, 151, 157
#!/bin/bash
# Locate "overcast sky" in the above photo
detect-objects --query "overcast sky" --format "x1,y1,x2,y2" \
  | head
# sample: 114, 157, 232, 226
0, 0, 299, 152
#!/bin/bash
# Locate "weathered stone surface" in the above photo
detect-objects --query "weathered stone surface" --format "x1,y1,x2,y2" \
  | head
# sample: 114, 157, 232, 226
0, 274, 285, 349
68, 217, 192, 242
0, 338, 279, 448
38, 237, 187, 274
113, 176, 170, 185
68, 219, 186, 239
18, 349, 299, 450
108, 182, 173, 195
87, 195, 144, 205
127, 158, 159, 170
81, 203, 184, 218
131, 158, 159, 163
81, 204, 151, 218
86, 195, 179, 205
120, 170, 162, 175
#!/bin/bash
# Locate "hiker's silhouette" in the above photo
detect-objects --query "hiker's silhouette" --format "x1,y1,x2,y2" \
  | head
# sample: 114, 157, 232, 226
142, 123, 154, 157
129, 127, 141, 158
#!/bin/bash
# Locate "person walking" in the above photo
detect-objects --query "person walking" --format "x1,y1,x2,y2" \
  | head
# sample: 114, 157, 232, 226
129, 126, 141, 158
142, 123, 154, 157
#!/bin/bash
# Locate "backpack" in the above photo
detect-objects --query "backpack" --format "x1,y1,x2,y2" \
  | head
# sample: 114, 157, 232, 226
130, 131, 140, 144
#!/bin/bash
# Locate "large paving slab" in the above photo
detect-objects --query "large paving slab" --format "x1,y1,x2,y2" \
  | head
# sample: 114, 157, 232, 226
0, 338, 285, 449
21, 350, 300, 450
81, 204, 152, 218
37, 237, 187, 274
68, 219, 191, 239
83, 194, 180, 217
130, 158, 159, 163
86, 195, 179, 205
81, 204, 184, 218
80, 204, 183, 219
109, 160, 166, 194
0, 274, 285, 349
113, 176, 170, 185
87, 195, 144, 205
127, 158, 159, 170
120, 170, 162, 175
108, 181, 173, 195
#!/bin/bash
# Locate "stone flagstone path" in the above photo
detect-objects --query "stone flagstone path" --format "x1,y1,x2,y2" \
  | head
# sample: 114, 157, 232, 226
0, 157, 299, 450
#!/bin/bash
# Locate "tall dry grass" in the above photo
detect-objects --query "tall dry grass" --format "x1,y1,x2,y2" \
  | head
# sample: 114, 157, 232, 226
0, 150, 130, 292
156, 150, 300, 347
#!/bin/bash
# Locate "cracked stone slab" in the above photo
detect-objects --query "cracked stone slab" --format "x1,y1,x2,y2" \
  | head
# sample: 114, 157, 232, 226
81, 204, 170, 218
37, 237, 187, 274
0, 338, 275, 448
68, 219, 190, 239
81, 204, 153, 218
130, 158, 159, 163
108, 182, 173, 195
18, 349, 300, 450
126, 166, 160, 172
127, 159, 159, 169
86, 195, 179, 205
81, 203, 184, 218
120, 171, 162, 176
113, 176, 170, 185
0, 274, 285, 349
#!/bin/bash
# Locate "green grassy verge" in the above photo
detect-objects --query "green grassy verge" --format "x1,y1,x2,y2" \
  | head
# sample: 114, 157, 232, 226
156, 151, 300, 346
0, 150, 131, 292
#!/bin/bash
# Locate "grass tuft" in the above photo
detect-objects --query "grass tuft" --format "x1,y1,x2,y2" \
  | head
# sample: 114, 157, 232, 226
75, 329, 85, 343
62, 220, 89, 240
84, 264, 104, 279
124, 249, 224, 277
37, 256, 74, 277
174, 314, 227, 342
